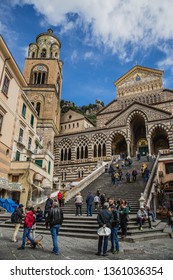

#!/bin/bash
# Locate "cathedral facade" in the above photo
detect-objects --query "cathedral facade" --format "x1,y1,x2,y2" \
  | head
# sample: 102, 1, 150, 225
54, 65, 173, 184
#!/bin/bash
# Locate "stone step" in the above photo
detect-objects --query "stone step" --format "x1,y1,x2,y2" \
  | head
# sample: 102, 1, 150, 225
125, 233, 169, 243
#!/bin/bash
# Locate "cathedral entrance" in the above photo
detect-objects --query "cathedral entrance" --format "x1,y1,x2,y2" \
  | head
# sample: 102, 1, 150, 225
151, 127, 169, 154
137, 139, 148, 156
130, 113, 147, 156
111, 134, 127, 156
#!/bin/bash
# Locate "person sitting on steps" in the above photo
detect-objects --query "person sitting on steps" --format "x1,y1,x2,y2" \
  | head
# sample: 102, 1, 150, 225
137, 206, 153, 230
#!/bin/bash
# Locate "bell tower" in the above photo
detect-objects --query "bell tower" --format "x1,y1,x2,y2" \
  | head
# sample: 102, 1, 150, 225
23, 29, 63, 154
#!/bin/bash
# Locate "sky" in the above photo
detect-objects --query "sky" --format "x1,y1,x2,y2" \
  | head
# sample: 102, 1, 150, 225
1, 0, 173, 107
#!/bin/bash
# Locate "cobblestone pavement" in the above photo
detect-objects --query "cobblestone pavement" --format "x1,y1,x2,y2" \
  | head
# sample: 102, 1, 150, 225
0, 227, 173, 260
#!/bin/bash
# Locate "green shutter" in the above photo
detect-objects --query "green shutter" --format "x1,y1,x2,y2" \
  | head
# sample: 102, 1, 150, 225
35, 159, 43, 168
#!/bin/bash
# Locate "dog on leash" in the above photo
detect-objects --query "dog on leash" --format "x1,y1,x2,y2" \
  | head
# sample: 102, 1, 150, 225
26, 235, 43, 249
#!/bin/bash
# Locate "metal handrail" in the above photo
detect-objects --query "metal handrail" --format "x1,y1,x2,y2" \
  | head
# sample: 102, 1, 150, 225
143, 152, 160, 205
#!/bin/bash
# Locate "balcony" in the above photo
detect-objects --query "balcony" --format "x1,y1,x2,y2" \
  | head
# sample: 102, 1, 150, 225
17, 136, 26, 147
28, 144, 34, 153
35, 149, 54, 160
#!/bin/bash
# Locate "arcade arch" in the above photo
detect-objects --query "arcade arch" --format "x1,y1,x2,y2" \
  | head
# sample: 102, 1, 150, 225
128, 112, 148, 156
150, 126, 169, 154
111, 133, 127, 156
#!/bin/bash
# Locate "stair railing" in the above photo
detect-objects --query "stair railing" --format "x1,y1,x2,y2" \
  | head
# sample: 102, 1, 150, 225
143, 152, 160, 206
65, 161, 109, 203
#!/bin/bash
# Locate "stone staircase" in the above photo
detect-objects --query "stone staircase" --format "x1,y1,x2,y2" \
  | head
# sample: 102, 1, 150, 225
0, 158, 169, 242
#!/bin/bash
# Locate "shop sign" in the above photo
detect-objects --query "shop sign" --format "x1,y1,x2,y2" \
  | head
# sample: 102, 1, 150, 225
0, 178, 9, 189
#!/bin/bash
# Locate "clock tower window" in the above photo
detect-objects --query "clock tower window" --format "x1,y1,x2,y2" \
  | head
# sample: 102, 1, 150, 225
32, 71, 47, 85
40, 49, 46, 58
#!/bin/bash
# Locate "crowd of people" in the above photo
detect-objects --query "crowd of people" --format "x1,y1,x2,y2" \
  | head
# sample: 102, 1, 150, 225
9, 153, 173, 257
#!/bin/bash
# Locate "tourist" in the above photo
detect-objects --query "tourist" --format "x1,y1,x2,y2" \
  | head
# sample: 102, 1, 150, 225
144, 203, 156, 222
17, 207, 36, 250
168, 211, 173, 232
11, 204, 24, 243
46, 201, 63, 255
30, 206, 36, 240
144, 167, 150, 182
74, 192, 83, 216
119, 200, 129, 239
62, 191, 67, 206
86, 191, 94, 216
96, 202, 113, 256
94, 194, 100, 210
100, 193, 106, 208
132, 168, 138, 181
125, 171, 131, 183
44, 194, 53, 218
57, 191, 63, 207
35, 207, 44, 222
137, 206, 153, 230
110, 204, 120, 254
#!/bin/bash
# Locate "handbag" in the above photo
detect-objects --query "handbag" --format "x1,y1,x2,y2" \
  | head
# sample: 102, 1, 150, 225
97, 226, 111, 236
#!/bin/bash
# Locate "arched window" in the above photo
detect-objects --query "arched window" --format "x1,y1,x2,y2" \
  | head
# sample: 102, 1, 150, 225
64, 148, 67, 160
77, 147, 80, 159
81, 146, 84, 159
40, 49, 46, 58
32, 52, 35, 58
98, 143, 101, 157
94, 144, 97, 157
61, 149, 63, 161
103, 143, 106, 156
85, 146, 88, 158
68, 148, 71, 160
36, 102, 41, 116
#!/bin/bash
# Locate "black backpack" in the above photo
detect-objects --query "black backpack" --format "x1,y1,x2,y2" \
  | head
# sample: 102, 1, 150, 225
11, 209, 18, 223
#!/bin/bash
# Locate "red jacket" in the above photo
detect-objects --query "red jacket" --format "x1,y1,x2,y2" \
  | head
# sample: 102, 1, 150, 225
24, 211, 35, 228
58, 192, 62, 200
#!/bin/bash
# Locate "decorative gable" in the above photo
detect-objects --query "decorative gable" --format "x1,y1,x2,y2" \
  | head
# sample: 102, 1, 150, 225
114, 65, 163, 99
106, 102, 171, 128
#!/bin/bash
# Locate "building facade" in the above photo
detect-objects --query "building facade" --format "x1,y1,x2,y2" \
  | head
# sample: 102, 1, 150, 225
0, 29, 62, 206
54, 65, 173, 185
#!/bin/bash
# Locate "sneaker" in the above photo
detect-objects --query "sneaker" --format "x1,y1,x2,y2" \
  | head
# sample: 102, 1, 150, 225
17, 247, 24, 250
139, 227, 143, 230
102, 253, 108, 257
95, 252, 101, 256
54, 252, 59, 255
149, 226, 154, 229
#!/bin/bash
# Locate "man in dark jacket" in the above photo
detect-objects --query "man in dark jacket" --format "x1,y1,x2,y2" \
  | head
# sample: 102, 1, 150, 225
86, 192, 94, 216
44, 194, 53, 218
11, 204, 24, 242
96, 202, 113, 256
110, 205, 120, 253
47, 201, 63, 255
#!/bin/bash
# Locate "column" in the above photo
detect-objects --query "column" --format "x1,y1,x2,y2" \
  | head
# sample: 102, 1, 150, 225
147, 137, 151, 156
126, 140, 131, 157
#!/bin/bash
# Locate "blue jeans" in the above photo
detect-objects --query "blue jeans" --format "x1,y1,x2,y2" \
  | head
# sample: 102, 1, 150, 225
50, 224, 61, 253
98, 235, 109, 255
111, 226, 119, 251
21, 227, 35, 248
87, 204, 93, 216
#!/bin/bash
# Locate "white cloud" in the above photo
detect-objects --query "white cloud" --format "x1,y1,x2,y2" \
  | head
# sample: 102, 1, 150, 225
84, 51, 94, 60
9, 0, 173, 63
70, 49, 78, 63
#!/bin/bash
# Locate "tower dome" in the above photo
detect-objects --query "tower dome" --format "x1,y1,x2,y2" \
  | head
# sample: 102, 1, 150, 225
28, 29, 61, 59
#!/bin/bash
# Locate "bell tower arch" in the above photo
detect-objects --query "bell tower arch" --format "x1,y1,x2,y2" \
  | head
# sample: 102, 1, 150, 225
23, 29, 63, 153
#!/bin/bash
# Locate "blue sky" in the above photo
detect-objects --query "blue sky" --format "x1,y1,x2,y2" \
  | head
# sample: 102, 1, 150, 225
1, 0, 173, 106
